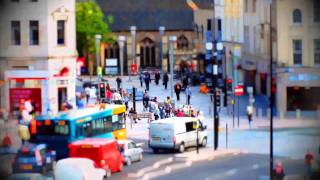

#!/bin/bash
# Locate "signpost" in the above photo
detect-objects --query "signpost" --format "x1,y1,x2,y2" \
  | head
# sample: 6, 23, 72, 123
235, 85, 244, 127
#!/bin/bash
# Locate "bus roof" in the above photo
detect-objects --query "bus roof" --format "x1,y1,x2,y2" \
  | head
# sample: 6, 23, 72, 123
36, 104, 125, 121
69, 138, 115, 147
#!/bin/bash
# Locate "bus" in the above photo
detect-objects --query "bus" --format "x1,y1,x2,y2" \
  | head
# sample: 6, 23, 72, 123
30, 104, 126, 159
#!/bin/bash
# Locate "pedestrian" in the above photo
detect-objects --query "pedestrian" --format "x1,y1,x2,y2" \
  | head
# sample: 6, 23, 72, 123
174, 82, 182, 101
116, 76, 122, 90
176, 109, 184, 117
273, 161, 285, 180
112, 91, 122, 104
164, 96, 172, 117
247, 106, 253, 128
85, 86, 90, 103
122, 89, 129, 111
143, 91, 150, 110
305, 149, 314, 178
139, 73, 144, 87
106, 89, 112, 104
163, 73, 169, 89
182, 76, 189, 89
185, 86, 192, 105
129, 107, 138, 123
144, 72, 151, 91
159, 105, 165, 119
155, 71, 161, 85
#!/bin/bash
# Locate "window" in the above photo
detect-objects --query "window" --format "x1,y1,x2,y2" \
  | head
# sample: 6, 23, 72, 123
293, 9, 302, 23
314, 0, 320, 22
11, 21, 20, 45
57, 20, 65, 45
29, 21, 39, 45
207, 19, 212, 31
185, 122, 195, 132
252, 0, 256, 13
245, 0, 248, 12
177, 35, 189, 50
314, 39, 320, 65
293, 40, 302, 65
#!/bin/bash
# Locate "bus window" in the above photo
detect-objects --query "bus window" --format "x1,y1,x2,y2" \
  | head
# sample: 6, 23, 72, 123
112, 113, 125, 131
103, 116, 112, 133
36, 120, 69, 136
84, 122, 93, 137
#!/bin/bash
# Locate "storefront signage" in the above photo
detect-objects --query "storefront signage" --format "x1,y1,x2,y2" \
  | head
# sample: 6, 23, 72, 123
9, 88, 42, 113
289, 74, 319, 82
57, 79, 69, 85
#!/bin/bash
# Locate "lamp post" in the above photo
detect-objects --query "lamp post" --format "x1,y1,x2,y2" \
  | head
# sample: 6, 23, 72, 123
168, 36, 177, 100
95, 34, 102, 81
159, 26, 165, 73
118, 36, 126, 77
130, 26, 136, 76
269, 0, 274, 179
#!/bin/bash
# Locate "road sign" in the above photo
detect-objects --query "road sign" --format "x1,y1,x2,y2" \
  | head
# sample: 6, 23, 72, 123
234, 85, 244, 96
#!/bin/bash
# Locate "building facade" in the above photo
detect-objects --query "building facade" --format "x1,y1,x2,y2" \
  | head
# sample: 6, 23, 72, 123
275, 0, 320, 115
0, 0, 77, 115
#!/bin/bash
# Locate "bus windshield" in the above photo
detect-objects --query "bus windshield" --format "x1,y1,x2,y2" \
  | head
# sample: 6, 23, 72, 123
36, 120, 70, 136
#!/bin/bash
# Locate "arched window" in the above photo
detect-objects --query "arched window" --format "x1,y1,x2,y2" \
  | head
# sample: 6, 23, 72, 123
177, 35, 188, 50
140, 37, 156, 68
293, 9, 302, 23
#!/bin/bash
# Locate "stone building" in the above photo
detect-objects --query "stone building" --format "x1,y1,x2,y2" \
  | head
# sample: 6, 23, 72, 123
0, 0, 77, 115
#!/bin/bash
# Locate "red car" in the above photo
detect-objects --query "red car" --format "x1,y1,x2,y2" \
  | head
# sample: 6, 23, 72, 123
69, 138, 124, 174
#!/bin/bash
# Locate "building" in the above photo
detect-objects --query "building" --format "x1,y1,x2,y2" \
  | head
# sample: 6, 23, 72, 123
275, 0, 320, 116
96, 0, 217, 77
0, 0, 77, 115
242, 0, 275, 95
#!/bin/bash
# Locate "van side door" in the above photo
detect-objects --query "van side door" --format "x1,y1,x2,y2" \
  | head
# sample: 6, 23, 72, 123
185, 121, 197, 147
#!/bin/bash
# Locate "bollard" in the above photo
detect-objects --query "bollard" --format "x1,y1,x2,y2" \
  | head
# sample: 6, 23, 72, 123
296, 109, 301, 120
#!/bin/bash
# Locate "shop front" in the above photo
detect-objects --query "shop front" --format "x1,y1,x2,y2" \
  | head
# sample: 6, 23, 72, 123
276, 67, 320, 115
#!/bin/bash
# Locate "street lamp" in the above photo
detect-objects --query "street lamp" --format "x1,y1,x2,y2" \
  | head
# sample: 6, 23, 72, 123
130, 26, 136, 75
159, 26, 165, 73
118, 36, 126, 77
168, 36, 177, 100
95, 34, 102, 81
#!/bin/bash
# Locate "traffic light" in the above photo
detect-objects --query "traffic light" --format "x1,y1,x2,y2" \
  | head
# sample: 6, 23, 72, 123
215, 90, 221, 107
227, 78, 232, 92
99, 82, 106, 98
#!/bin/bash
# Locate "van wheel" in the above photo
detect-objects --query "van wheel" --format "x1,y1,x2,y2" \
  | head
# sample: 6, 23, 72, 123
153, 148, 159, 153
201, 138, 207, 147
139, 154, 143, 161
179, 143, 185, 153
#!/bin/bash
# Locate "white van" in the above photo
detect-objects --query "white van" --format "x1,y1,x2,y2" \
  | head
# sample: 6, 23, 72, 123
149, 117, 208, 153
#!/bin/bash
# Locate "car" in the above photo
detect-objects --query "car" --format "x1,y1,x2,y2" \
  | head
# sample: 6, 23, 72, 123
12, 143, 56, 174
69, 138, 123, 174
149, 117, 208, 153
117, 139, 143, 165
55, 158, 106, 180
7, 173, 45, 180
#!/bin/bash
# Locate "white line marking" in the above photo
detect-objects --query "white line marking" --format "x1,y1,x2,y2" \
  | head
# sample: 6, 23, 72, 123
226, 169, 238, 176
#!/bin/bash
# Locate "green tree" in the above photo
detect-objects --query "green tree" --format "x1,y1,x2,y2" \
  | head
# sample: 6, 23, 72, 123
76, 0, 114, 73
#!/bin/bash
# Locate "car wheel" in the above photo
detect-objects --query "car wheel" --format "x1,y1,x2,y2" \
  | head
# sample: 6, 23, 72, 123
201, 138, 207, 147
179, 143, 185, 153
139, 154, 143, 161
126, 158, 132, 166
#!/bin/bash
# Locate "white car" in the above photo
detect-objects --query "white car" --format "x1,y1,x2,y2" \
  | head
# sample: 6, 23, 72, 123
117, 140, 143, 165
54, 158, 107, 180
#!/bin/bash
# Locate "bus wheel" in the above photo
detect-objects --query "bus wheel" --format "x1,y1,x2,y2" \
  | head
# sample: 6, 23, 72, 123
153, 148, 159, 154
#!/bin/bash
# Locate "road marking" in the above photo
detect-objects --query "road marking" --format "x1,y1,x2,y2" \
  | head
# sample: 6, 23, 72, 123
252, 164, 259, 169
226, 169, 238, 176
128, 157, 173, 178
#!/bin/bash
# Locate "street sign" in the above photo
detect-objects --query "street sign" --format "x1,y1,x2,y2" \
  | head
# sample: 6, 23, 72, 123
234, 85, 244, 96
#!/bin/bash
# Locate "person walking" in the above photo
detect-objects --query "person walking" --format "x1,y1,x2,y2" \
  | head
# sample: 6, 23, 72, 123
139, 73, 144, 87
185, 86, 192, 105
305, 149, 314, 179
144, 72, 151, 91
182, 76, 189, 90
273, 161, 285, 180
155, 71, 161, 85
142, 90, 150, 111
174, 82, 182, 101
247, 106, 253, 128
85, 86, 90, 104
163, 73, 169, 89
116, 77, 122, 90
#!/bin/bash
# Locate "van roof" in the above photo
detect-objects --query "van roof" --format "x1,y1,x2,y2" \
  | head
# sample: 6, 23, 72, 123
70, 138, 116, 147
150, 117, 197, 125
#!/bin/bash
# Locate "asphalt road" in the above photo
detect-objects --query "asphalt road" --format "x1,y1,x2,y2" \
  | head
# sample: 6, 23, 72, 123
109, 151, 307, 180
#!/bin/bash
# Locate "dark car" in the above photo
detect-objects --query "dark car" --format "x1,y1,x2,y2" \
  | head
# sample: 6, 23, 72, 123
12, 144, 56, 174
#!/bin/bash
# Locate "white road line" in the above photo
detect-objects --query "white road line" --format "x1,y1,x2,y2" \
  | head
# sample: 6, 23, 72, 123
226, 169, 238, 176
252, 164, 259, 169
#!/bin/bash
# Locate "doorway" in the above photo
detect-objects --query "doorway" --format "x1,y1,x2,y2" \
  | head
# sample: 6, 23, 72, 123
58, 87, 67, 111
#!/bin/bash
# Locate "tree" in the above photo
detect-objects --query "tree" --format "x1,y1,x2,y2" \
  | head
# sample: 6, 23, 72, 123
76, 0, 114, 74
